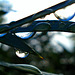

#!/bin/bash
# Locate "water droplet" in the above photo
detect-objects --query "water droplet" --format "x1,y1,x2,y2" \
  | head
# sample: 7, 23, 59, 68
15, 32, 35, 39
54, 4, 75, 21
15, 50, 29, 58
0, 33, 6, 37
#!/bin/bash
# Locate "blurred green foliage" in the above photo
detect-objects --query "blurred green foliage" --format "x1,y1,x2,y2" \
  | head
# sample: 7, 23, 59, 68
0, 32, 75, 75
0, 1, 75, 75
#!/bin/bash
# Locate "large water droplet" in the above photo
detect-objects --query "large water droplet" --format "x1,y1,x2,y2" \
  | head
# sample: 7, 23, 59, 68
15, 50, 29, 58
0, 33, 6, 37
54, 4, 75, 21
15, 32, 35, 39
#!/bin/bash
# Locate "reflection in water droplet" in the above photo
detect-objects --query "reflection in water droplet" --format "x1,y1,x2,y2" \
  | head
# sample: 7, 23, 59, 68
0, 33, 6, 37
16, 50, 29, 58
15, 32, 34, 39
54, 4, 75, 21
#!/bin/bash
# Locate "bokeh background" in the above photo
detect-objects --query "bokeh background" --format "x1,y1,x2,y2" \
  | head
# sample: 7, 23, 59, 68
0, 0, 75, 75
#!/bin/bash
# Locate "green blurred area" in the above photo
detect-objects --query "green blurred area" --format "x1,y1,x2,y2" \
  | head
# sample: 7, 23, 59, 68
0, 1, 75, 75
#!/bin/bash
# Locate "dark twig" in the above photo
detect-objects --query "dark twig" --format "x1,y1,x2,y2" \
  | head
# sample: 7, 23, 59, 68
0, 0, 74, 33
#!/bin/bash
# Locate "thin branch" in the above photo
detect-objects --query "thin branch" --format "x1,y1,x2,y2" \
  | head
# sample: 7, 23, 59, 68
12, 20, 75, 33
0, 0, 74, 33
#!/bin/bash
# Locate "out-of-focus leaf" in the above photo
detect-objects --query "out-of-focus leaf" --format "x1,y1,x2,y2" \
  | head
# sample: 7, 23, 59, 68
0, 61, 63, 75
0, 61, 42, 75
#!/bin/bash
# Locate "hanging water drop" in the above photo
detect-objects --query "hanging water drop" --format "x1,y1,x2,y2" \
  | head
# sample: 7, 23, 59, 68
15, 50, 29, 58
15, 32, 35, 39
54, 4, 75, 21
0, 33, 6, 37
